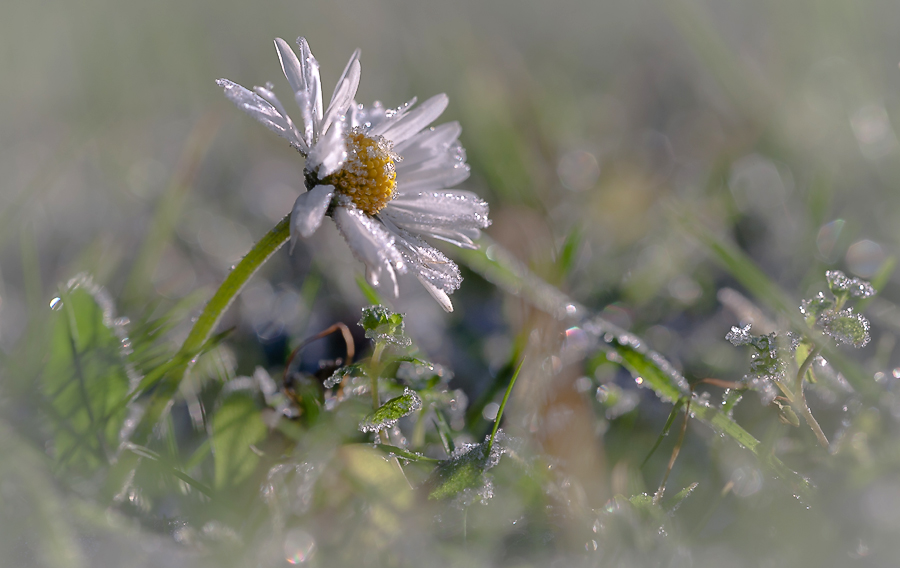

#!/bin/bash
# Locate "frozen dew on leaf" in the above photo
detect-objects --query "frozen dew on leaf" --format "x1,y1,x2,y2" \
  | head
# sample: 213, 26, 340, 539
800, 291, 834, 322
359, 304, 411, 347
825, 270, 875, 299
725, 323, 797, 404
217, 36, 491, 311
426, 433, 506, 504
820, 308, 871, 348
358, 387, 422, 434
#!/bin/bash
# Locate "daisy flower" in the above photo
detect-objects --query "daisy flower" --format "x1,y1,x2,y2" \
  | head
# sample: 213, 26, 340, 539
217, 37, 490, 312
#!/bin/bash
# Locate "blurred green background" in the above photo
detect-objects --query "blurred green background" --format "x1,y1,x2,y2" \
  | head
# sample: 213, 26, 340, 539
5, 0, 900, 566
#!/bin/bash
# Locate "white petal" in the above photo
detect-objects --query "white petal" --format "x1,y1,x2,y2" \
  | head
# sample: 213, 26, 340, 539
378, 94, 449, 145
307, 120, 346, 176
396, 151, 471, 191
367, 97, 417, 134
394, 121, 462, 158
321, 59, 361, 137
333, 205, 406, 297
382, 190, 490, 248
253, 85, 306, 152
274, 38, 304, 97
216, 79, 303, 147
331, 49, 361, 106
381, 218, 462, 292
417, 275, 453, 312
290, 184, 334, 249
296, 38, 324, 123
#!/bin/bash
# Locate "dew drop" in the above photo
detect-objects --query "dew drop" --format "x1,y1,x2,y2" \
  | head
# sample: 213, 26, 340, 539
49, 297, 63, 310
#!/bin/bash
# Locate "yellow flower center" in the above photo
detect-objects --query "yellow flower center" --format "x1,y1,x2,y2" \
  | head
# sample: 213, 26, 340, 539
324, 130, 398, 216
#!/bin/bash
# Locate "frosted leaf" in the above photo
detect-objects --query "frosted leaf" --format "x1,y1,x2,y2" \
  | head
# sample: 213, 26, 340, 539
726, 324, 753, 346
324, 365, 365, 389
800, 291, 834, 322
727, 326, 799, 403
426, 433, 505, 504
825, 270, 875, 299
358, 305, 411, 347
358, 387, 422, 433
820, 308, 871, 348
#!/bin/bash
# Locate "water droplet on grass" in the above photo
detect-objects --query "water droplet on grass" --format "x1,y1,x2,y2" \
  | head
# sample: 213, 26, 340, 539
49, 297, 62, 310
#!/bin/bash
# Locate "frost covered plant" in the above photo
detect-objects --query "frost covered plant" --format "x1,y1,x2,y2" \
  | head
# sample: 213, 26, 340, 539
217, 37, 491, 311
800, 270, 873, 348
726, 324, 799, 404
725, 270, 876, 448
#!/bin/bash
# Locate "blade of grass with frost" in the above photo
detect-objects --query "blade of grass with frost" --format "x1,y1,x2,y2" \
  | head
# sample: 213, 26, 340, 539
676, 212, 880, 402
456, 235, 811, 495
616, 346, 812, 499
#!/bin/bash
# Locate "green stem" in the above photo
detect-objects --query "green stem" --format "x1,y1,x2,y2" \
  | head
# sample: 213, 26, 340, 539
794, 346, 829, 449
370, 342, 386, 411
131, 214, 291, 442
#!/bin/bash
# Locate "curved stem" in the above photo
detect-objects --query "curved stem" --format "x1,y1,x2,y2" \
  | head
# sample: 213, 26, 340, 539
132, 214, 291, 442
794, 346, 829, 449
180, 214, 291, 357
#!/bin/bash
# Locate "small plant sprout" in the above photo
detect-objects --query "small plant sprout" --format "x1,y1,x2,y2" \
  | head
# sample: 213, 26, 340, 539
725, 270, 877, 449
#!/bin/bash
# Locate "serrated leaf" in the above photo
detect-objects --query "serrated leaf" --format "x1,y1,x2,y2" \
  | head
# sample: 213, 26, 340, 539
359, 388, 422, 433
43, 279, 131, 473
211, 391, 267, 489
820, 309, 870, 348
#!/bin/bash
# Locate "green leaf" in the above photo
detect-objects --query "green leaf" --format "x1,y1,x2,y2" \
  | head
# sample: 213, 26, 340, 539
210, 391, 267, 489
427, 443, 492, 501
359, 305, 411, 347
820, 309, 871, 348
43, 276, 131, 473
359, 388, 422, 433
612, 341, 688, 403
